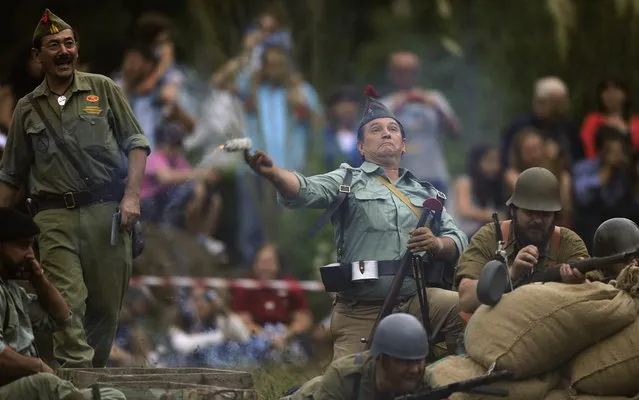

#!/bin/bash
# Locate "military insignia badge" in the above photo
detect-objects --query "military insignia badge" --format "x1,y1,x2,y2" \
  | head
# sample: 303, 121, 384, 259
86, 95, 99, 102
82, 106, 103, 115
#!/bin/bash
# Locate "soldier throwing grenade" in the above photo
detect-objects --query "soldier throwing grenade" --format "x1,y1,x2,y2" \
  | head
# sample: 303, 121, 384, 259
247, 85, 467, 361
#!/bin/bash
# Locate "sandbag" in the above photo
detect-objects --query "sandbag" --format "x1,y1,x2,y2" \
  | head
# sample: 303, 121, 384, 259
544, 390, 570, 400
426, 355, 560, 400
545, 389, 639, 400
465, 282, 636, 379
569, 298, 639, 396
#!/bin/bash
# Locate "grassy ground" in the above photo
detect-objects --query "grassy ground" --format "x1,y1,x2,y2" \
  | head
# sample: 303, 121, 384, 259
249, 359, 328, 400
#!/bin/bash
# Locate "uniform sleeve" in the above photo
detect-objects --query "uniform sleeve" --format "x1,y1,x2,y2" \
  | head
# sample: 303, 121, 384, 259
454, 223, 497, 286
277, 167, 348, 210
20, 288, 71, 332
439, 206, 469, 261
559, 228, 590, 263
0, 100, 31, 188
104, 77, 151, 155
314, 365, 352, 400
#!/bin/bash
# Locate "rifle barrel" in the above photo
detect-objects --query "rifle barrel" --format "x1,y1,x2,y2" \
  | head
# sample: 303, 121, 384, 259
364, 206, 438, 349
542, 249, 638, 282
394, 370, 513, 400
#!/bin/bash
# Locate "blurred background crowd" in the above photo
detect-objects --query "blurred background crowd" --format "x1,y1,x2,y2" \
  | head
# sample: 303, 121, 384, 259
3, 0, 639, 370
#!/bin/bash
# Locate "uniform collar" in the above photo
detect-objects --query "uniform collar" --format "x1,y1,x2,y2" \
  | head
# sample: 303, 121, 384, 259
360, 161, 418, 182
32, 71, 91, 98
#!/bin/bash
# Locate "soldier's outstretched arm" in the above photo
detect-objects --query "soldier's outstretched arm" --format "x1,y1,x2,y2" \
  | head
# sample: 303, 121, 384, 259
249, 150, 346, 209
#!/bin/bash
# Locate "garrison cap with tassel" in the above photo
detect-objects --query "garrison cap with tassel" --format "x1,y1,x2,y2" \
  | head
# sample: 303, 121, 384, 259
33, 9, 72, 44
358, 85, 405, 138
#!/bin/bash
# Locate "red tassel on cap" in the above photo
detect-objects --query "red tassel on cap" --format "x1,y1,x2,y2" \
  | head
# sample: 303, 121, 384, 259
363, 85, 380, 99
40, 13, 49, 24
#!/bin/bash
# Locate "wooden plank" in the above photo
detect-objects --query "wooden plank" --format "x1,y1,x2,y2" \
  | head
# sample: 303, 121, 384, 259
56, 368, 253, 389
93, 381, 258, 400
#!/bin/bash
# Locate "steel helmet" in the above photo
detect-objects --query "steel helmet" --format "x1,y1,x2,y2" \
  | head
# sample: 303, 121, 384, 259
593, 218, 639, 257
506, 167, 562, 212
370, 313, 428, 360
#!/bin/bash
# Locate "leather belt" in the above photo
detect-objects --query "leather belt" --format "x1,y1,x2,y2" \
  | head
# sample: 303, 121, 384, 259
373, 260, 413, 277
31, 184, 123, 213
335, 295, 411, 307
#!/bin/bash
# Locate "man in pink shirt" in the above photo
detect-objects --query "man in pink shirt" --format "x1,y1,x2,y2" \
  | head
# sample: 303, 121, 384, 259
141, 122, 225, 255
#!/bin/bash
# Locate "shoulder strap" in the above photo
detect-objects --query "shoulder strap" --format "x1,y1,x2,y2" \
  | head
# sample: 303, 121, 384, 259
551, 226, 561, 251
547, 226, 562, 267
373, 175, 421, 217
27, 94, 92, 187
308, 169, 353, 261
500, 220, 512, 246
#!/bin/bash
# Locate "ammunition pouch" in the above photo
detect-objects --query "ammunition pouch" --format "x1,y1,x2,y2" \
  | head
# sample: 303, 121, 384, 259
320, 260, 409, 292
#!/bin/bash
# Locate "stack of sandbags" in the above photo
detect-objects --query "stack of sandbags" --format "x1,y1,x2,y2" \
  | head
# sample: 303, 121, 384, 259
426, 355, 560, 400
567, 302, 639, 396
464, 282, 636, 380
545, 388, 639, 400
560, 266, 639, 398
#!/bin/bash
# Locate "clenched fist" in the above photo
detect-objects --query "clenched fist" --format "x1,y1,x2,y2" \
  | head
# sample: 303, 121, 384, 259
407, 227, 442, 255
510, 245, 539, 280
246, 150, 275, 178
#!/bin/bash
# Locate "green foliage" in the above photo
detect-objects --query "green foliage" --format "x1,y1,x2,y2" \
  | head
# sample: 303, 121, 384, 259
250, 362, 325, 400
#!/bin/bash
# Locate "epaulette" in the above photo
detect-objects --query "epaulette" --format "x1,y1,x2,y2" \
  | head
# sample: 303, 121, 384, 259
417, 180, 447, 204
336, 352, 366, 378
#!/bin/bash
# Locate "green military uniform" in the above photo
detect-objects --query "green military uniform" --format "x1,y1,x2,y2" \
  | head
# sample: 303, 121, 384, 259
0, 9, 150, 368
278, 161, 467, 360
310, 351, 428, 400
0, 279, 125, 400
455, 221, 589, 288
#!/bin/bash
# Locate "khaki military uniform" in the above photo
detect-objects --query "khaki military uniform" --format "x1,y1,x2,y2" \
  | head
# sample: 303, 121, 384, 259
278, 162, 468, 362
294, 351, 428, 400
455, 221, 589, 288
0, 279, 125, 400
0, 71, 150, 368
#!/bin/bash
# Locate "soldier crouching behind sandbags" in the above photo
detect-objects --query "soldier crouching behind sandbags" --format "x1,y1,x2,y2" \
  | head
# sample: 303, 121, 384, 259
0, 208, 125, 400
591, 217, 639, 283
281, 313, 430, 400
455, 167, 590, 315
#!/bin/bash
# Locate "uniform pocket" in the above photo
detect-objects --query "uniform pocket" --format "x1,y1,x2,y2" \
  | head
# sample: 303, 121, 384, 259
27, 124, 56, 169
352, 190, 392, 232
77, 114, 113, 150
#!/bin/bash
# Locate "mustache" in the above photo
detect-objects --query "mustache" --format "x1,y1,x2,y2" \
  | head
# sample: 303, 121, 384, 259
54, 54, 73, 65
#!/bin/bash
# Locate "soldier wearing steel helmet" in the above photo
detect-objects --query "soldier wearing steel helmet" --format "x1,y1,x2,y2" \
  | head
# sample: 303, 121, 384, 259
455, 167, 590, 314
281, 313, 430, 400
592, 217, 639, 282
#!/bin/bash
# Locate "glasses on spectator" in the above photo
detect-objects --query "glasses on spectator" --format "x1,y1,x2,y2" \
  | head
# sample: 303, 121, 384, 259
45, 39, 77, 51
